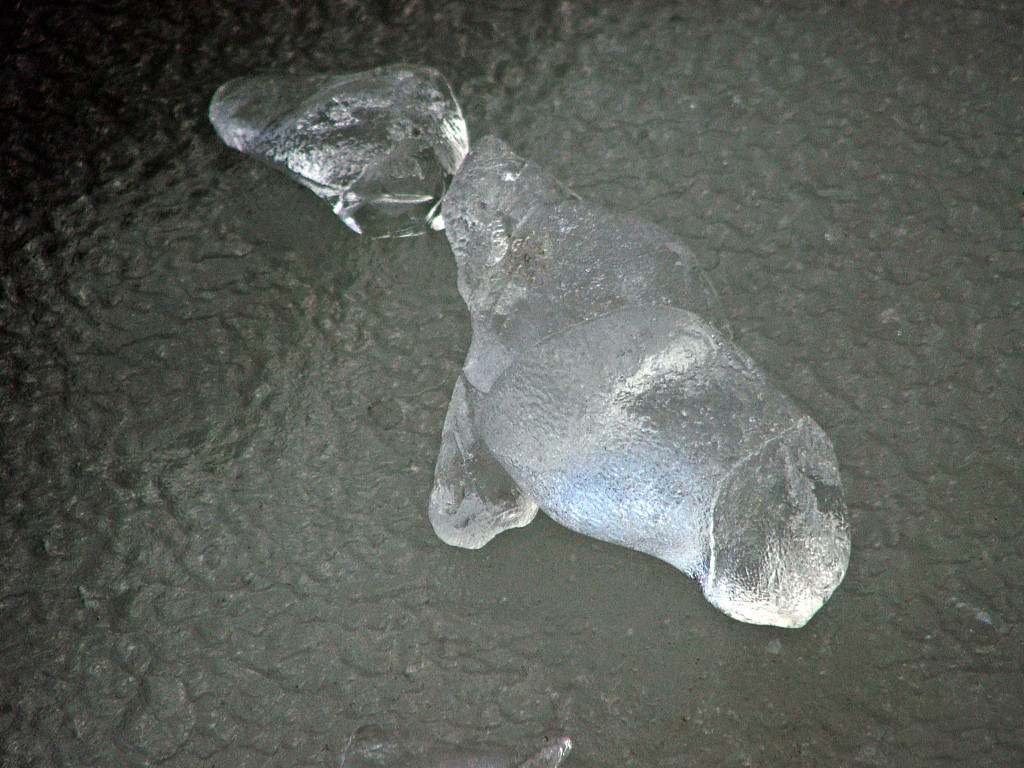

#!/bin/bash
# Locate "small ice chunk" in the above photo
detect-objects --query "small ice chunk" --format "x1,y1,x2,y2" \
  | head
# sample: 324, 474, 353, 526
209, 64, 468, 237
340, 725, 572, 768
430, 137, 850, 628
429, 375, 539, 549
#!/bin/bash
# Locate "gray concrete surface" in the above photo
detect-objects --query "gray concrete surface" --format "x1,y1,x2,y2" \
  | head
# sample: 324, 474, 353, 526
2, 1, 1021, 766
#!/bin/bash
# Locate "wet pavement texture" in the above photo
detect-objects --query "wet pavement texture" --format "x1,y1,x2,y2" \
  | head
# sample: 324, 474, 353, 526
2, 1, 1022, 766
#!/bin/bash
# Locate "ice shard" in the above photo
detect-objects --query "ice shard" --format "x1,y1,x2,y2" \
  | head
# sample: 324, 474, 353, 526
429, 137, 850, 628
208, 64, 469, 237
341, 726, 572, 768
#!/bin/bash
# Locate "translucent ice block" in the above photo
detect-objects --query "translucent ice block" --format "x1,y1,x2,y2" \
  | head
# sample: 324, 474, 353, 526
208, 64, 469, 237
429, 137, 850, 628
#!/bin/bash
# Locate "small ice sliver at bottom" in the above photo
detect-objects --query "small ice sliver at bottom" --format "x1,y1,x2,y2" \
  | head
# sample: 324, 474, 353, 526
207, 64, 851, 628
340, 726, 572, 768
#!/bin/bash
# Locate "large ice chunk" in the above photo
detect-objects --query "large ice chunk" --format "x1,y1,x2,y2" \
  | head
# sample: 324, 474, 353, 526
429, 137, 850, 628
209, 64, 468, 237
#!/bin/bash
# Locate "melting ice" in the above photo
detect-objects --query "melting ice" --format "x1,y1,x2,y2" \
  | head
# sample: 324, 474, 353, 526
208, 66, 851, 628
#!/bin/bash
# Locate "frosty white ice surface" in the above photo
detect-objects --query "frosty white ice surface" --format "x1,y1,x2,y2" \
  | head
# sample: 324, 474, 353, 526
341, 725, 572, 768
429, 137, 850, 628
208, 64, 469, 237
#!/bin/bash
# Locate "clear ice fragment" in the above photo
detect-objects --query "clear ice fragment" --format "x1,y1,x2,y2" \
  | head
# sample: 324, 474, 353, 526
429, 137, 850, 628
209, 64, 469, 237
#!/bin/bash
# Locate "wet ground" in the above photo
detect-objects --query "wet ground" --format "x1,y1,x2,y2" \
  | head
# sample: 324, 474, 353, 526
2, 1, 1022, 766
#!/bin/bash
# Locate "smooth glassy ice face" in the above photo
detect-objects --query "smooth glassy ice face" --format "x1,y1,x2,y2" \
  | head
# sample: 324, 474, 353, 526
208, 64, 469, 237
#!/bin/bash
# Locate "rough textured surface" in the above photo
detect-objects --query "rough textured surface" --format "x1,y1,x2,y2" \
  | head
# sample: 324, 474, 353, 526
2, 1, 1022, 767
